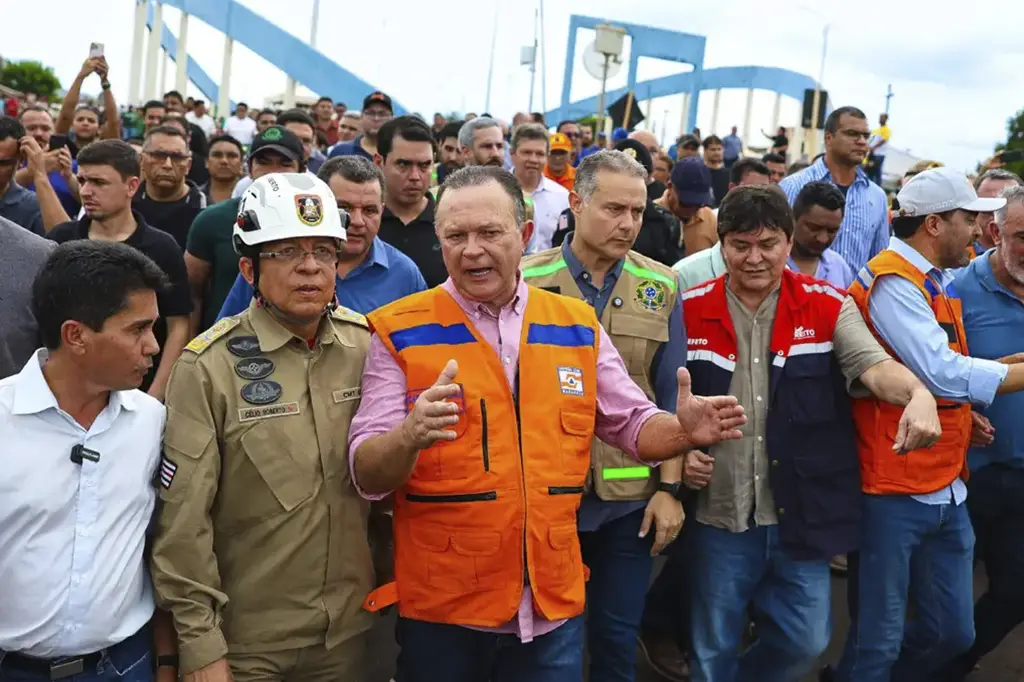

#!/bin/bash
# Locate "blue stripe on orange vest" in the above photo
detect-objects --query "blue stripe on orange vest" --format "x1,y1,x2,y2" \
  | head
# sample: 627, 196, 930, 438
391, 323, 477, 351
923, 276, 940, 299
526, 323, 596, 347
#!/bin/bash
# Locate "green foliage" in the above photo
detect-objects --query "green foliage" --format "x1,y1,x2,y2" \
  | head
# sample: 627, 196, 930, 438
0, 60, 62, 100
992, 106, 1024, 177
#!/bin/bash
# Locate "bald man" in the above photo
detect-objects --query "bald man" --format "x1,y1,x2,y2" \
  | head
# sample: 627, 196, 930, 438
629, 130, 662, 157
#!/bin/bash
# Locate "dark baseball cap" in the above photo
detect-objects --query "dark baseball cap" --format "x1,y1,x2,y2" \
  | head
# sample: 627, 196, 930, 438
249, 125, 303, 162
363, 91, 393, 112
671, 157, 712, 206
614, 139, 653, 174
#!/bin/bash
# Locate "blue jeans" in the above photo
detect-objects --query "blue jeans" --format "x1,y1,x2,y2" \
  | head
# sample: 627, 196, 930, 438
689, 523, 830, 682
0, 626, 152, 682
835, 494, 975, 682
395, 615, 584, 682
578, 507, 654, 682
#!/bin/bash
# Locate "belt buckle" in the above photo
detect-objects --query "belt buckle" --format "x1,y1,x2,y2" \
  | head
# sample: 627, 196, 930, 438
50, 658, 85, 680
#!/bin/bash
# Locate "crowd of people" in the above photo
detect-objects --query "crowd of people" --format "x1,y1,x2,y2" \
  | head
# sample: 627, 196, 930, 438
1, 49, 1024, 682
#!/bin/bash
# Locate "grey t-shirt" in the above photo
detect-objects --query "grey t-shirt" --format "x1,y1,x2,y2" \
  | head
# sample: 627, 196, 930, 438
0, 216, 55, 379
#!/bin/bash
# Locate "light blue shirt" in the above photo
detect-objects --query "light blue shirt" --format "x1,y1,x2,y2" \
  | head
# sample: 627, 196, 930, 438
863, 237, 1009, 506
722, 133, 743, 160
779, 158, 890, 276
787, 248, 855, 289
0, 349, 164, 656
674, 241, 853, 291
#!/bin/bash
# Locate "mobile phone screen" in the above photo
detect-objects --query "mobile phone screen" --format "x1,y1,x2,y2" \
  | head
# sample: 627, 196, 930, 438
49, 135, 68, 151
89, 42, 104, 58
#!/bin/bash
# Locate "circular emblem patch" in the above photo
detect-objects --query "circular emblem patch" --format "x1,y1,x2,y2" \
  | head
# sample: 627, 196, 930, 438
261, 127, 282, 141
234, 357, 274, 381
241, 380, 283, 405
227, 335, 262, 358
295, 194, 324, 226
634, 279, 668, 312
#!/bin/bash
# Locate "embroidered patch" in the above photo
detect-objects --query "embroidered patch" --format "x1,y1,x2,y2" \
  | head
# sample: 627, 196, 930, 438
234, 357, 274, 380
333, 387, 361, 403
159, 456, 178, 489
241, 380, 283, 405
331, 306, 368, 328
238, 402, 300, 422
185, 316, 241, 354
634, 279, 668, 312
295, 194, 324, 226
558, 366, 584, 396
226, 335, 262, 358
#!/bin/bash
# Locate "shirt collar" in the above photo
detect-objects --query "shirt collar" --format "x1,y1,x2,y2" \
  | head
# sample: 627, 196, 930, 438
246, 299, 332, 351
561, 233, 625, 286
807, 157, 869, 188
382, 193, 435, 225
0, 180, 30, 207
889, 236, 946, 281
12, 349, 136, 416
442, 274, 528, 317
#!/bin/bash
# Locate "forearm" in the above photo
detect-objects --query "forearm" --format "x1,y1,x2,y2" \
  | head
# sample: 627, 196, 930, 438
149, 322, 189, 400
32, 174, 71, 231
56, 77, 84, 134
859, 359, 930, 406
14, 166, 35, 187
65, 174, 80, 202
998, 363, 1024, 395
353, 425, 420, 495
658, 454, 683, 483
102, 89, 121, 140
636, 412, 691, 462
153, 608, 177, 657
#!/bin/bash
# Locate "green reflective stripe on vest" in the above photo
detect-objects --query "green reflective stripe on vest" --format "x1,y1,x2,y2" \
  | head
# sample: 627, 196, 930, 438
522, 258, 568, 279
622, 262, 677, 292
602, 466, 651, 481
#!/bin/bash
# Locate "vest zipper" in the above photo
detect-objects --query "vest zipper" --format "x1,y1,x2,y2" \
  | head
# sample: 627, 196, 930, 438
405, 491, 497, 503
514, 370, 529, 587
548, 486, 584, 495
480, 398, 490, 472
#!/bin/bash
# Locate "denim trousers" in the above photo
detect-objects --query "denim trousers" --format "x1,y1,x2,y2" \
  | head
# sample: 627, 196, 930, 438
835, 494, 975, 682
0, 626, 152, 682
688, 523, 831, 682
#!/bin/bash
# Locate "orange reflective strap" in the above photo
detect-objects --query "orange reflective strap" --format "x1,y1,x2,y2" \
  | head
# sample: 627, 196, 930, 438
363, 582, 398, 613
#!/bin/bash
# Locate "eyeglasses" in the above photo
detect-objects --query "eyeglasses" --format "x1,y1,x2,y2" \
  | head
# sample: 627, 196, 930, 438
144, 150, 191, 164
839, 129, 871, 141
259, 245, 338, 265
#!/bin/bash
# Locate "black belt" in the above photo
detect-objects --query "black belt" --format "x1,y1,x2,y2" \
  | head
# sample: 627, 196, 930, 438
0, 651, 104, 680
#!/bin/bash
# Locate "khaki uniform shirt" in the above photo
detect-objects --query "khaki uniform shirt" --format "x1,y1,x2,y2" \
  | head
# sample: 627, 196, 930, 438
696, 291, 890, 532
151, 302, 374, 674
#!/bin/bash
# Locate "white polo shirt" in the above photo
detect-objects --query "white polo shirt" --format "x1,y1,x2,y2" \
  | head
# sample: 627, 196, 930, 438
524, 175, 571, 254
0, 350, 165, 657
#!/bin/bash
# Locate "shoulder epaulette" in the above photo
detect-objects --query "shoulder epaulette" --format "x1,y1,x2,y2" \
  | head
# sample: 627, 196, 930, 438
332, 306, 368, 328
185, 316, 241, 354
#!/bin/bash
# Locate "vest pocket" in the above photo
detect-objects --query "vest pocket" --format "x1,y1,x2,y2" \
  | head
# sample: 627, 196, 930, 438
412, 399, 483, 481
534, 523, 581, 586
410, 525, 505, 591
560, 409, 596, 476
785, 355, 836, 424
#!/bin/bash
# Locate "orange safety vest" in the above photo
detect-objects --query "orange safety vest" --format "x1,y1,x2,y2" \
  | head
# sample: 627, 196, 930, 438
544, 164, 576, 192
847, 249, 971, 495
363, 285, 599, 627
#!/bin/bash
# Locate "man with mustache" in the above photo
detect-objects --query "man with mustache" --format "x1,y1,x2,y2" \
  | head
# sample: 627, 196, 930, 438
152, 173, 377, 682
458, 117, 505, 169
511, 123, 569, 254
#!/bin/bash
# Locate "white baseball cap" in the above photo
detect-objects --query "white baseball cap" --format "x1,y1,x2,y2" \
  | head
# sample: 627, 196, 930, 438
896, 166, 1006, 217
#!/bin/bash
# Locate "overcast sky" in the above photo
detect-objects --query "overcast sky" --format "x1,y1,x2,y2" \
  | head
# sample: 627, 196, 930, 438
4, 0, 1020, 171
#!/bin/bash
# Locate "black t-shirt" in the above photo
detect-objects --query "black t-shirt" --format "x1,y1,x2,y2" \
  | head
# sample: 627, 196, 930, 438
47, 211, 193, 390
709, 167, 730, 207
378, 194, 447, 287
647, 179, 667, 202
133, 182, 208, 251
552, 200, 683, 267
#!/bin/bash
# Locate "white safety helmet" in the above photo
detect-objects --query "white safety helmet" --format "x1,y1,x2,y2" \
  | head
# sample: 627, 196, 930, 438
233, 172, 348, 254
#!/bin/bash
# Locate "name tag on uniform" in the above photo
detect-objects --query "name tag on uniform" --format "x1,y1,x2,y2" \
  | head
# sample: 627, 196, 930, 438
333, 387, 361, 403
238, 402, 300, 422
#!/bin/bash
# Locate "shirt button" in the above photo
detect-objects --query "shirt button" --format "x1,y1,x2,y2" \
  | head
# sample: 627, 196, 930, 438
778, 507, 786, 515
753, 358, 760, 364
756, 396, 763, 402
503, 356, 511, 364
771, 459, 779, 467
754, 475, 761, 481
757, 436, 764, 442
582, 272, 590, 280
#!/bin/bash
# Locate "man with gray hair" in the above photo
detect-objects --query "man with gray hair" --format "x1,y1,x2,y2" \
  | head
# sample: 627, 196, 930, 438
349, 164, 746, 682
941, 183, 1024, 681
510, 123, 569, 253
522, 149, 688, 682
972, 168, 1021, 255
458, 116, 505, 168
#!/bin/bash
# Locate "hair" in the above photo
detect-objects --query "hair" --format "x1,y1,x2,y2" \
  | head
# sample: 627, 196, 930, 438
236, 102, 249, 110
158, 115, 190, 137
438, 120, 463, 144
702, 135, 723, 148
975, 168, 1022, 190
342, 111, 361, 121
142, 100, 165, 115
458, 117, 501, 149
162, 90, 184, 104
0, 115, 26, 142
143, 125, 188, 144
317, 155, 386, 198
993, 184, 1024, 232
531, 112, 546, 125
717, 185, 795, 240
575, 150, 648, 202
787, 160, 810, 176
193, 99, 206, 107
891, 207, 956, 240
276, 108, 316, 130
438, 166, 526, 228
904, 160, 942, 181
510, 123, 549, 153
317, 96, 333, 105
208, 134, 244, 156
32, 241, 169, 350
761, 152, 786, 165
257, 108, 277, 120
18, 104, 52, 122
377, 115, 436, 161
824, 106, 867, 135
76, 139, 141, 180
75, 104, 102, 120
729, 158, 771, 185
793, 181, 846, 221
556, 120, 577, 133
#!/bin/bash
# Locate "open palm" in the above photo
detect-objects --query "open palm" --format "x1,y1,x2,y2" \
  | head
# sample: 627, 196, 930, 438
675, 367, 746, 447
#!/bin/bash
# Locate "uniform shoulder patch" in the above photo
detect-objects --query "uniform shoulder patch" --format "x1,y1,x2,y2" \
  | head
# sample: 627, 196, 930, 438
332, 306, 368, 328
185, 316, 242, 354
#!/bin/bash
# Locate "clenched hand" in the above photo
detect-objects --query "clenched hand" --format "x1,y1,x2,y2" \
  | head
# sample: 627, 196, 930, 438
893, 390, 941, 454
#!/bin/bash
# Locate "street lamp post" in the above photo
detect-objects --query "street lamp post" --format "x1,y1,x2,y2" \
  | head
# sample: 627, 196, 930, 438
594, 24, 625, 138
807, 23, 829, 159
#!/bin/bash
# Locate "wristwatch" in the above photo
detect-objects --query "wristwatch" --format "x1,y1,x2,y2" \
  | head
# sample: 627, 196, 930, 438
657, 481, 682, 498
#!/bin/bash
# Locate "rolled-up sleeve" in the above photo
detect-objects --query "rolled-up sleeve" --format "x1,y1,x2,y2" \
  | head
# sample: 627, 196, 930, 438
348, 333, 408, 499
594, 325, 665, 460
867, 275, 1008, 407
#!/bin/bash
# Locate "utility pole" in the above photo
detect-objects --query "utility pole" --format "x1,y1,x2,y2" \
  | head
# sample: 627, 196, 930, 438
884, 84, 894, 115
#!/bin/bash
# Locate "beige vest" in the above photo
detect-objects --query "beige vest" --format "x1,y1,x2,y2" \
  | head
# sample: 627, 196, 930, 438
522, 247, 677, 501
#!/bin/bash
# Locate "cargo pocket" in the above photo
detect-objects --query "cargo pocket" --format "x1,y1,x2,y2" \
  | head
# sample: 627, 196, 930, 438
610, 313, 669, 376
560, 409, 594, 476
534, 524, 581, 587
239, 423, 314, 521
412, 526, 503, 591
412, 398, 482, 482
160, 409, 215, 502
786, 354, 836, 424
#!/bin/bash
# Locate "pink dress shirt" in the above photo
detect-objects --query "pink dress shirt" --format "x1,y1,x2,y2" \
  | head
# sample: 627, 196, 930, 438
348, 276, 663, 642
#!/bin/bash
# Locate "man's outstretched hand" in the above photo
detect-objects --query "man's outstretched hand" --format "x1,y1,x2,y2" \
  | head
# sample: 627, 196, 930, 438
675, 367, 746, 448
